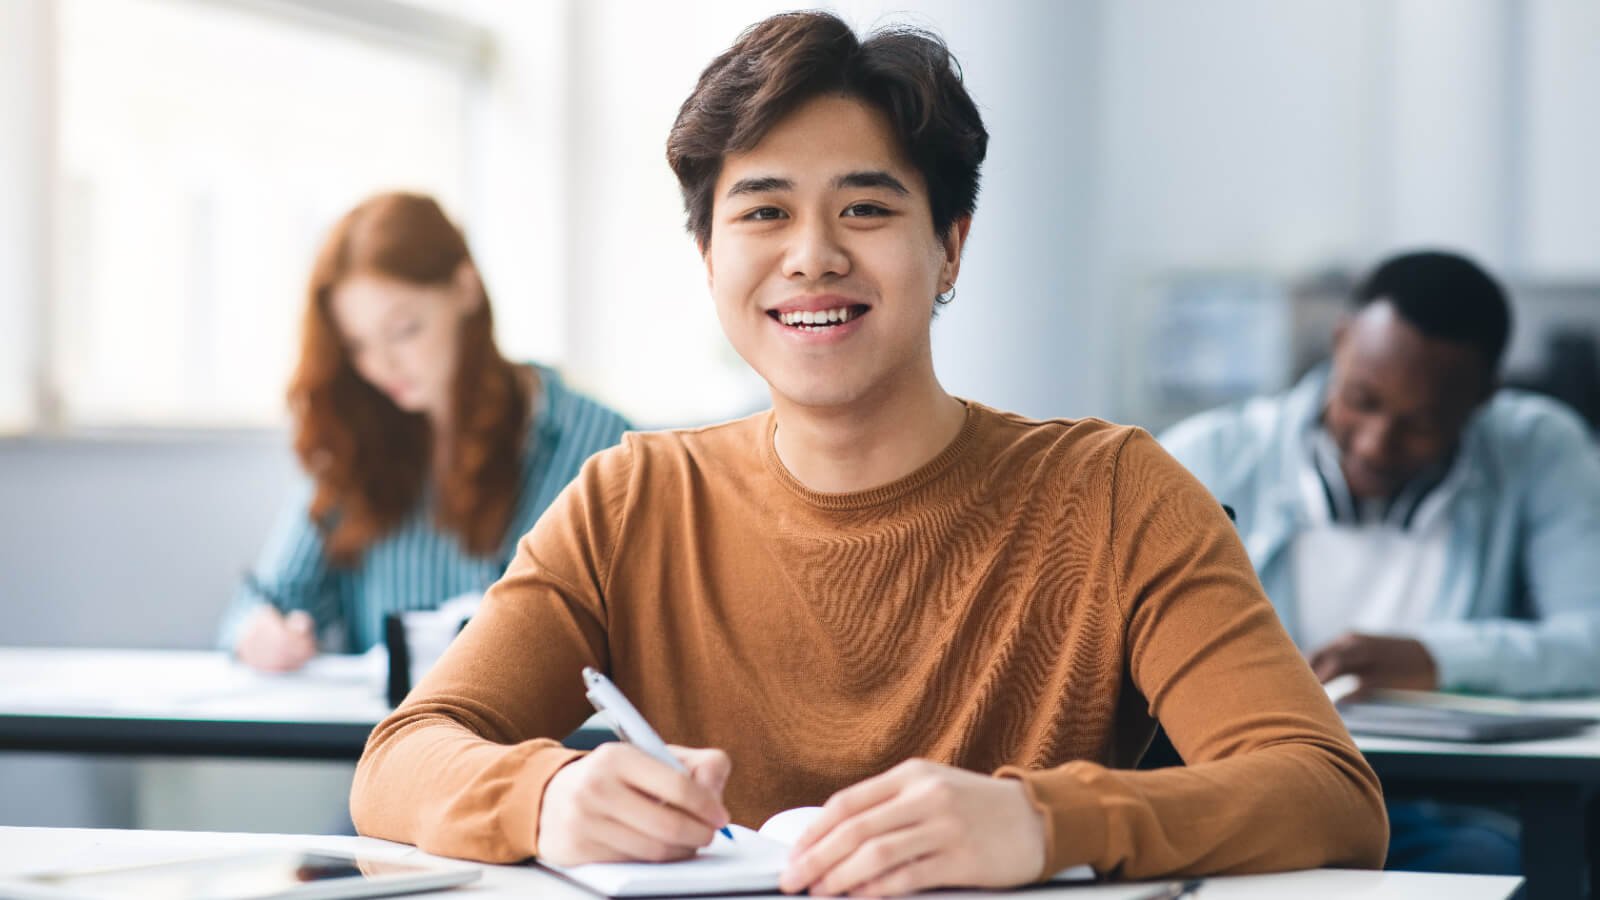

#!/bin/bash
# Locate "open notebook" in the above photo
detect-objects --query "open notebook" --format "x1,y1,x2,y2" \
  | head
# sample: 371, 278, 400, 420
540, 807, 1096, 897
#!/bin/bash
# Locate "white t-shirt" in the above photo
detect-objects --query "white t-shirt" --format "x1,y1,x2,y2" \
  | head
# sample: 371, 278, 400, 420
1291, 431, 1463, 653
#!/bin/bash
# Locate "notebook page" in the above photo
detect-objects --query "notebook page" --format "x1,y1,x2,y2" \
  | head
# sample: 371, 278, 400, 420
756, 806, 824, 846
540, 827, 790, 897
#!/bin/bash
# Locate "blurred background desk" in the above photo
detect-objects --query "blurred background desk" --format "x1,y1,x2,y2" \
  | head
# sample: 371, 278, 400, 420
1354, 697, 1600, 900
0, 646, 613, 834
0, 647, 613, 761
0, 826, 1525, 900
0, 648, 384, 760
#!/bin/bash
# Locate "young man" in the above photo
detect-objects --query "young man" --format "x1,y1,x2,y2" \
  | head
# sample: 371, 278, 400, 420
1161, 250, 1600, 873
352, 12, 1386, 892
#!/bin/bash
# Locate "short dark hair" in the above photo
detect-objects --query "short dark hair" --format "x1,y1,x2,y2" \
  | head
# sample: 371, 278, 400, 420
1355, 250, 1513, 372
666, 11, 989, 249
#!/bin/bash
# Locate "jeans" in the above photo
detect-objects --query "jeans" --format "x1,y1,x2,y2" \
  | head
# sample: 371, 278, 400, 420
1386, 800, 1521, 875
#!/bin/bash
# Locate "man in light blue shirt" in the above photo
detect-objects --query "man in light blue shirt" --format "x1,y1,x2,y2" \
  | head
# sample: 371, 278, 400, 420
1161, 250, 1600, 874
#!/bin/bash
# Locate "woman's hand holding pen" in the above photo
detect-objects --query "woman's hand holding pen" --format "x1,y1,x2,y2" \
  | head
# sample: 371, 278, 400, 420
538, 743, 733, 865
779, 759, 1048, 897
234, 605, 318, 673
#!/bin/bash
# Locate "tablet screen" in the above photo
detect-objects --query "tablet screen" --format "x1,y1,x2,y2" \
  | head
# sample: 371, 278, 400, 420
16, 850, 476, 900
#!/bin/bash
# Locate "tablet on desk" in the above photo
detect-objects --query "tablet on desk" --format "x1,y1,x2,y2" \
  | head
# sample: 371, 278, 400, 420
0, 849, 480, 900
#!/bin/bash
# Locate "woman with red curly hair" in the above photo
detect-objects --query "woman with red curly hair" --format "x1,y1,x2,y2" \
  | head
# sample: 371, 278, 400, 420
220, 192, 629, 672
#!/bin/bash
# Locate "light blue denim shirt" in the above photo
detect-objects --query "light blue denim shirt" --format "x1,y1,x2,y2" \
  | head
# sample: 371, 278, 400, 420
1160, 366, 1600, 697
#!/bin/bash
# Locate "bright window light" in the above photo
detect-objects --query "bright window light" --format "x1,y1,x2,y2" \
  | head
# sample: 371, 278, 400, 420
54, 0, 478, 427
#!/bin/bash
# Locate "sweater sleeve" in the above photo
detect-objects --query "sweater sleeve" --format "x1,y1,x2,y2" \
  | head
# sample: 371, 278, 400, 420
1001, 430, 1387, 879
349, 440, 636, 862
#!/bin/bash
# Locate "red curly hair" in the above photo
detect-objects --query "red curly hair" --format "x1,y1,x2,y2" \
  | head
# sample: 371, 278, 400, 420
290, 193, 529, 565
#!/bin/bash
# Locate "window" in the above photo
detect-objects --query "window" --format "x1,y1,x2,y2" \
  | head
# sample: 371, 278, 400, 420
49, 0, 487, 427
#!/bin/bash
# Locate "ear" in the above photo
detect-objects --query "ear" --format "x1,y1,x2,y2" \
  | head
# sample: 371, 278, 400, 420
939, 216, 973, 290
699, 236, 714, 290
452, 261, 484, 313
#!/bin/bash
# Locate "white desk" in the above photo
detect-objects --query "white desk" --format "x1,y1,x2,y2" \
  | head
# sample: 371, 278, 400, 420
0, 648, 611, 760
0, 648, 389, 760
0, 827, 1522, 899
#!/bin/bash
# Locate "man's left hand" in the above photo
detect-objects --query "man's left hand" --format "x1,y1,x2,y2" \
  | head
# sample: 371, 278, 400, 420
1309, 632, 1439, 693
778, 759, 1047, 897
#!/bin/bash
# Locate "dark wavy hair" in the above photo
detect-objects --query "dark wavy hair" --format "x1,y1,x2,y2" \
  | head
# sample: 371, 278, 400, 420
666, 10, 989, 257
289, 192, 528, 565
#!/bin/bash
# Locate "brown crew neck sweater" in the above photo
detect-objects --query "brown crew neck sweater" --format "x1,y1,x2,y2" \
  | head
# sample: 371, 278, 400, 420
352, 402, 1386, 879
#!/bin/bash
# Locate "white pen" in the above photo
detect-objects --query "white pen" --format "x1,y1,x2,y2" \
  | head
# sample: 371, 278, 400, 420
582, 666, 734, 840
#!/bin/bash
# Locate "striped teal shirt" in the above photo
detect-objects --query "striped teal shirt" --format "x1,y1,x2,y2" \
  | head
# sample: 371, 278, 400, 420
219, 365, 630, 653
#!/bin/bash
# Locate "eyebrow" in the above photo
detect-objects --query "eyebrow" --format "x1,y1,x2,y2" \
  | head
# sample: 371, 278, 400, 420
725, 176, 793, 198
834, 170, 909, 195
722, 170, 911, 198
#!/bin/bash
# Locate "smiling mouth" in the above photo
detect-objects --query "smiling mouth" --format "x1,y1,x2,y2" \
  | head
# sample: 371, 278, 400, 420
767, 304, 871, 331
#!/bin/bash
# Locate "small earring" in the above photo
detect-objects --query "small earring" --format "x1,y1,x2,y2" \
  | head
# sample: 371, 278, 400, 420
936, 284, 957, 305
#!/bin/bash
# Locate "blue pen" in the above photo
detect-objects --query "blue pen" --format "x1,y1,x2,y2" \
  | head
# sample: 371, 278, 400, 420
582, 667, 734, 840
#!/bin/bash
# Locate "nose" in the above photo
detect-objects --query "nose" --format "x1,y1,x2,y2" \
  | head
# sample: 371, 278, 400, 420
782, 215, 849, 282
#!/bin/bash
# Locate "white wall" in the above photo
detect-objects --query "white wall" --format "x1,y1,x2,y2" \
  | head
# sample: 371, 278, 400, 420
1099, 2, 1381, 274
1, 435, 294, 648
443, 0, 576, 372
1094, 1, 1386, 419
1523, 1, 1600, 277
910, 2, 1104, 420
1385, 0, 1520, 267
0, 0, 52, 430
0, 434, 308, 829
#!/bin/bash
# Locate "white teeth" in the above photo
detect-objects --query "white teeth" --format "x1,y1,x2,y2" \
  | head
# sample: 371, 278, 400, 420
778, 306, 857, 327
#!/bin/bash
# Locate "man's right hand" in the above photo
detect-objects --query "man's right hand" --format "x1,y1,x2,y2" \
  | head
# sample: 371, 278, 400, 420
538, 742, 732, 865
1310, 632, 1439, 693
233, 605, 318, 673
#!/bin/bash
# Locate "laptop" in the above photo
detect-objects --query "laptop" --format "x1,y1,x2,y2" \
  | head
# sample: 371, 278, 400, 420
1339, 698, 1598, 743
0, 849, 480, 900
